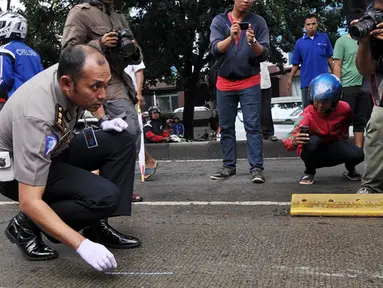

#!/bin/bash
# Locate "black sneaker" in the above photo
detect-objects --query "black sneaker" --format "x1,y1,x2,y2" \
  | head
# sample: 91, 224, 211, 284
210, 166, 236, 180
251, 170, 265, 183
342, 169, 362, 181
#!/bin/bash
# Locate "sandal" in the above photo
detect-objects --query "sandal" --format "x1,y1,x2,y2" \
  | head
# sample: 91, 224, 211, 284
144, 168, 156, 180
299, 174, 315, 185
144, 161, 158, 180
132, 193, 143, 202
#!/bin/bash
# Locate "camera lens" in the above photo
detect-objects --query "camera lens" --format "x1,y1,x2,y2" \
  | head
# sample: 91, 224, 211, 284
120, 39, 136, 55
349, 18, 375, 40
117, 29, 136, 56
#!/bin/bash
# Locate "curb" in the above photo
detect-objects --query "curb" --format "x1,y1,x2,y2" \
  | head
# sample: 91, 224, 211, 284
146, 137, 356, 160
146, 140, 297, 160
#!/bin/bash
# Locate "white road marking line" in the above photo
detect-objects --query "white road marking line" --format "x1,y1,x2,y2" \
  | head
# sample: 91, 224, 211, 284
274, 265, 383, 279
0, 201, 290, 206
133, 201, 291, 206
154, 158, 297, 163
105, 272, 175, 276
0, 202, 17, 205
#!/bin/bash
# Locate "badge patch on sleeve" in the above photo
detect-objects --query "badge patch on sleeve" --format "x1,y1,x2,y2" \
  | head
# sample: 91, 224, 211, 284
45, 135, 58, 157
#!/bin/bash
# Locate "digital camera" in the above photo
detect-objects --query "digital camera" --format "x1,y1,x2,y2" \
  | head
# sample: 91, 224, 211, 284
349, 8, 383, 40
111, 28, 136, 56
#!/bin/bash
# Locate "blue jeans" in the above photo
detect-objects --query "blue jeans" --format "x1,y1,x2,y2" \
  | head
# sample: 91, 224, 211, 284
217, 85, 263, 172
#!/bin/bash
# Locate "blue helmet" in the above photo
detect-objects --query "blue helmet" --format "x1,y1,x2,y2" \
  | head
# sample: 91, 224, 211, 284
308, 73, 342, 104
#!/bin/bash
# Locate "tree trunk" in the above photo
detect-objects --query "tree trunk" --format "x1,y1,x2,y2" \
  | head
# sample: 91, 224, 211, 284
182, 54, 205, 140
7, 0, 11, 10
183, 79, 196, 140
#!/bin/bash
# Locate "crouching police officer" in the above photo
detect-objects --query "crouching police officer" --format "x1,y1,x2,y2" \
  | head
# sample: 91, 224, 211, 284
282, 73, 364, 185
0, 44, 139, 272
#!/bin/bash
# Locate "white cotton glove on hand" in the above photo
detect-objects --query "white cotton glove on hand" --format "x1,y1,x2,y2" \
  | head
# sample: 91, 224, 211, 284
76, 239, 117, 272
100, 118, 128, 132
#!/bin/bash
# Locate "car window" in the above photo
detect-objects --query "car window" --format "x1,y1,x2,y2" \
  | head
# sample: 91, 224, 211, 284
271, 102, 302, 123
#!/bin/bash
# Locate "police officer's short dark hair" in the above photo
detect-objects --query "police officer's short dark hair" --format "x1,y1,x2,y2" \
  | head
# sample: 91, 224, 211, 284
57, 44, 106, 84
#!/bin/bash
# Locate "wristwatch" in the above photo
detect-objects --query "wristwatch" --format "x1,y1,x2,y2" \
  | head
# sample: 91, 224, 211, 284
97, 114, 111, 127
249, 38, 257, 46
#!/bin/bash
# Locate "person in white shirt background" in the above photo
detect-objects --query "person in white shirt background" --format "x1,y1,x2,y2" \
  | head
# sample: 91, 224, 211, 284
260, 61, 278, 142
124, 62, 159, 180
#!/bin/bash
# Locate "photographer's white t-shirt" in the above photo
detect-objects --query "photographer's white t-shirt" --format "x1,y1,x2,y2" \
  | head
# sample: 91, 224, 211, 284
124, 61, 146, 91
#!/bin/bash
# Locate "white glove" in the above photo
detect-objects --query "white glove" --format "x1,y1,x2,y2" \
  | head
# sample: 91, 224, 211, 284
100, 118, 128, 132
76, 239, 117, 272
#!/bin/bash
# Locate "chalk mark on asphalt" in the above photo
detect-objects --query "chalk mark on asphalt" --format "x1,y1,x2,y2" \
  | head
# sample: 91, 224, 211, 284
274, 265, 383, 279
105, 271, 175, 276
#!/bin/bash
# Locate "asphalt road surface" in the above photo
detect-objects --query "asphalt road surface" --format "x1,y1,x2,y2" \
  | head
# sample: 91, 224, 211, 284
1, 159, 382, 288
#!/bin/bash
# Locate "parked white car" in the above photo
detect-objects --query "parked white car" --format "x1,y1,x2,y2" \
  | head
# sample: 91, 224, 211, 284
173, 106, 213, 139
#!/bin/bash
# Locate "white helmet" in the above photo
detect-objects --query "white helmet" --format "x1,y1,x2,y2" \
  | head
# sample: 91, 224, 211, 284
0, 12, 28, 40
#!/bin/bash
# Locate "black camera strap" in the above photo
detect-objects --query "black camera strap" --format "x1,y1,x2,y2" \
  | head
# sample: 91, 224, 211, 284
369, 60, 382, 107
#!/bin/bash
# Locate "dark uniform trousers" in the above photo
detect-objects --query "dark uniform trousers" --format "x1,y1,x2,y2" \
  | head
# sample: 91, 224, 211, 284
0, 130, 136, 231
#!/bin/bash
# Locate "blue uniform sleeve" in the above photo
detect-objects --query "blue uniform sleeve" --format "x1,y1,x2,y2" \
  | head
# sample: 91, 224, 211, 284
0, 54, 14, 98
326, 34, 333, 57
291, 40, 301, 65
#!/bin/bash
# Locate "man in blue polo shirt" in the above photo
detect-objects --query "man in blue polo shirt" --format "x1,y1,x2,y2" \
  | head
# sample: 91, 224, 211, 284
288, 14, 334, 108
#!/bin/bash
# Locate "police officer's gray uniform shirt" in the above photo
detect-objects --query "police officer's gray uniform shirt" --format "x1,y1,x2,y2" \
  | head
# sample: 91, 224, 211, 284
0, 64, 81, 186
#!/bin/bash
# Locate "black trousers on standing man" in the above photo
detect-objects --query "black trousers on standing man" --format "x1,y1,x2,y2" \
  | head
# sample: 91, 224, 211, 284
261, 87, 275, 138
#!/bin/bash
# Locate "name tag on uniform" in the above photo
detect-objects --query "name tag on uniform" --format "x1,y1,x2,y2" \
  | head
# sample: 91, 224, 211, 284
83, 127, 98, 149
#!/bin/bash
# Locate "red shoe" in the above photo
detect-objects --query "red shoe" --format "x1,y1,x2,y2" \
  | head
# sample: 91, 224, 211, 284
132, 193, 143, 202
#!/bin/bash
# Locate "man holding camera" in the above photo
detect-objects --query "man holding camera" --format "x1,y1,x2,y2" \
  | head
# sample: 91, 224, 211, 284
282, 74, 364, 185
209, 0, 270, 183
61, 0, 143, 248
350, 1, 383, 194
333, 13, 372, 149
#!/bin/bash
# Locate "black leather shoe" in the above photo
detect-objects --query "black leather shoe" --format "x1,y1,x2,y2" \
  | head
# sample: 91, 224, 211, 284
5, 212, 59, 261
82, 219, 141, 249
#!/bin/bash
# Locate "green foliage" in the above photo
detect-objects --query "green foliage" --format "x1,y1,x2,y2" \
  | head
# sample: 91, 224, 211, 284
18, 0, 78, 68
126, 0, 232, 88
17, 0, 346, 138
253, 0, 344, 70
125, 0, 234, 138
16, 0, 347, 75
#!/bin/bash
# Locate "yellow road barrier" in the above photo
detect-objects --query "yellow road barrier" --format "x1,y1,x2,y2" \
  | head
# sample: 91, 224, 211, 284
290, 194, 383, 217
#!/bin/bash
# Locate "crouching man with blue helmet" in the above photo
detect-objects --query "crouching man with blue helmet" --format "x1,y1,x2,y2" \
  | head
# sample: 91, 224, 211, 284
282, 73, 364, 185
